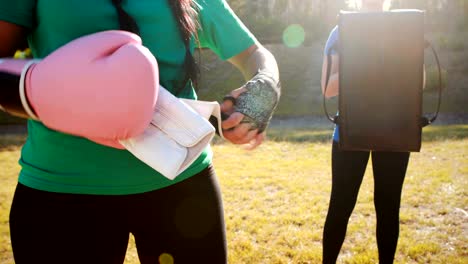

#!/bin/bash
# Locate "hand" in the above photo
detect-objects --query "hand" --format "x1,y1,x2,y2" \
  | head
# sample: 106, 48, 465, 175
220, 87, 265, 149
233, 71, 280, 133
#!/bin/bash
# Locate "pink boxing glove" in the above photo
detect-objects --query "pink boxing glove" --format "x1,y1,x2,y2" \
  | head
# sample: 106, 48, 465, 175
0, 31, 159, 149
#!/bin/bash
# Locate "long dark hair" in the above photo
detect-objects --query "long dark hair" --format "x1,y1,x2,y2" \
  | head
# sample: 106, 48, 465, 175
111, 0, 199, 94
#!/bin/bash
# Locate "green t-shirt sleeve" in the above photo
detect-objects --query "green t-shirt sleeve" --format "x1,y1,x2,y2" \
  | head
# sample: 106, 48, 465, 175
196, 0, 257, 60
0, 0, 35, 28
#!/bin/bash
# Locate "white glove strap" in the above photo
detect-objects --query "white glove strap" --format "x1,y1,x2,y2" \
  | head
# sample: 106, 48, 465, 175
120, 86, 216, 180
180, 98, 225, 139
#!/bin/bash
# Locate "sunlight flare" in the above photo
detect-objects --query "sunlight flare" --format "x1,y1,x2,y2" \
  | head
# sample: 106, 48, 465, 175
282, 24, 305, 48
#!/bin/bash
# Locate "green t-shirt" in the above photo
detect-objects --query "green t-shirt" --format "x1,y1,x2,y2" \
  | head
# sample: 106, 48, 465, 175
0, 0, 256, 195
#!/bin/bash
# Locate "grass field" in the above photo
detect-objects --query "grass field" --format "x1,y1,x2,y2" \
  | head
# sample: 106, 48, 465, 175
0, 125, 467, 264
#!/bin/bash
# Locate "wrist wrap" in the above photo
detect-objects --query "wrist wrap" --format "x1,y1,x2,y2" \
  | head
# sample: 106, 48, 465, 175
235, 71, 280, 133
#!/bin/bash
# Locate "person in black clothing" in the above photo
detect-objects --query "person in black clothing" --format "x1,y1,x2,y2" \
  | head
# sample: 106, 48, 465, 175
320, 0, 411, 263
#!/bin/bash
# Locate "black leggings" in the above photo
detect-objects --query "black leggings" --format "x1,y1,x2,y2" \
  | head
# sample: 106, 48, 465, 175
10, 165, 227, 264
322, 142, 409, 264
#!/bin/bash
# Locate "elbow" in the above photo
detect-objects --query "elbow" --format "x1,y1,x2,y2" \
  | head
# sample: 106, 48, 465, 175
324, 91, 333, 99
322, 73, 339, 98
323, 88, 337, 99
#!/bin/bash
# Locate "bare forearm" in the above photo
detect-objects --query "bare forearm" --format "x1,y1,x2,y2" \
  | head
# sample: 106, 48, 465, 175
229, 44, 279, 82
324, 73, 339, 98
222, 43, 280, 145
320, 54, 339, 98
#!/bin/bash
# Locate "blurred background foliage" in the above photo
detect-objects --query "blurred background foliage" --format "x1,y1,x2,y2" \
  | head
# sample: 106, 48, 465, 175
195, 0, 465, 117
227, 0, 468, 44
2, 0, 466, 124
13, 49, 31, 59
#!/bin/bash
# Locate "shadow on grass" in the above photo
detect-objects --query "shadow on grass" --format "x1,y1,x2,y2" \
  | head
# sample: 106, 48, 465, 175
265, 125, 468, 143
0, 125, 466, 150
0, 134, 27, 151
422, 125, 468, 142
267, 127, 333, 143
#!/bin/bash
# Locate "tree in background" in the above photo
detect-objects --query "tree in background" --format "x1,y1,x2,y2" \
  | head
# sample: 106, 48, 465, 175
227, 0, 466, 44
389, 0, 468, 32
226, 0, 347, 44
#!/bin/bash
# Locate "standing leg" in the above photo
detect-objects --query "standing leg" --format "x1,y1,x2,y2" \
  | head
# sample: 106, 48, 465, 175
323, 141, 370, 264
129, 165, 227, 264
372, 151, 410, 264
9, 183, 130, 264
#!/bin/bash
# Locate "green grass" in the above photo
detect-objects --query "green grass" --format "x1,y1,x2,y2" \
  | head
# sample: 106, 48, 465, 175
0, 125, 467, 263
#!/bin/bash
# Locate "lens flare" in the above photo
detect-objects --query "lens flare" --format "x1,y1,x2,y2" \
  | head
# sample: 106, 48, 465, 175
282, 24, 305, 48
159, 253, 174, 264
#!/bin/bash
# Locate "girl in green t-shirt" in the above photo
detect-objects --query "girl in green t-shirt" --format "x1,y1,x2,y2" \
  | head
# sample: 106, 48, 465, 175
0, 0, 280, 263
